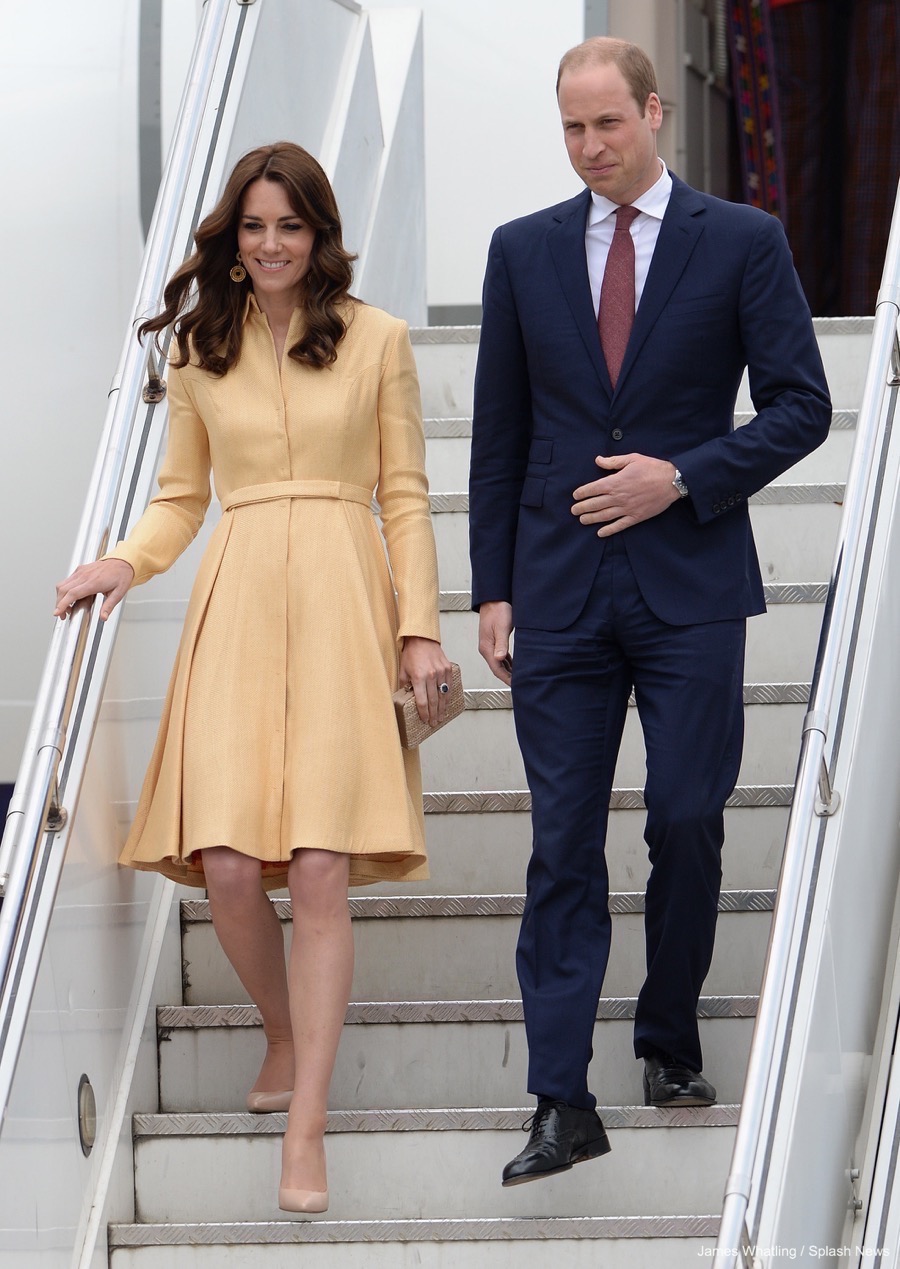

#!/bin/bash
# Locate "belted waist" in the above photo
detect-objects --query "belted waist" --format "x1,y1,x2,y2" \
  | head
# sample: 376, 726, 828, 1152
222, 480, 374, 512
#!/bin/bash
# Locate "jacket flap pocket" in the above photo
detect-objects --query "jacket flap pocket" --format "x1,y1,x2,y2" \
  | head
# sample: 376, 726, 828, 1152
528, 437, 553, 464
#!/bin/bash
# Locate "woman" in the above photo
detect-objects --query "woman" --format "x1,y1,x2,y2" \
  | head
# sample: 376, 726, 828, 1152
54, 142, 451, 1216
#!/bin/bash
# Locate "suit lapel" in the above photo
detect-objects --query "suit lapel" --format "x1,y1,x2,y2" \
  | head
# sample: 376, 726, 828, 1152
547, 190, 613, 397
615, 176, 706, 393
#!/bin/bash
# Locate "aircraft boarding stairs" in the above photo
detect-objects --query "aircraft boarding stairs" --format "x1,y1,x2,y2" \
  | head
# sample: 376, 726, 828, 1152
3, 0, 900, 1263
94, 317, 870, 1267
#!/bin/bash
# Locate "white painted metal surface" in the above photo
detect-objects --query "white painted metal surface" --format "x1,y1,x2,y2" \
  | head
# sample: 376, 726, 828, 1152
715, 190, 900, 1266
0, 3, 427, 1267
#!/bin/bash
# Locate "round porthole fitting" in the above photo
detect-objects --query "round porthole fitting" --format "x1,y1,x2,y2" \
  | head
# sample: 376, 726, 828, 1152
77, 1074, 96, 1157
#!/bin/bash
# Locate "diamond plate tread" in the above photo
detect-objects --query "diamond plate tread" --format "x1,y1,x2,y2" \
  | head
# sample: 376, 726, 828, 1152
180, 890, 774, 923
440, 586, 827, 610
424, 417, 475, 437
763, 582, 829, 603
430, 486, 844, 514
422, 785, 794, 813
749, 483, 844, 505
103, 684, 809, 725
424, 410, 858, 437
811, 315, 874, 333
410, 326, 481, 343
462, 685, 809, 709
133, 1105, 741, 1137
108, 1214, 722, 1246
158, 995, 758, 1030
740, 683, 809, 705
736, 408, 857, 430
409, 316, 872, 342
122, 587, 829, 623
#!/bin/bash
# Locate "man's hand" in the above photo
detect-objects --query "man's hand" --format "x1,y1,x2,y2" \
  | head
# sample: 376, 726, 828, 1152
478, 600, 513, 685
572, 453, 681, 537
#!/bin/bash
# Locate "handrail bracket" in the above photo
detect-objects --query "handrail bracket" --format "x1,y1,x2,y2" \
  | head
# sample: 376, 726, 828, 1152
739, 1220, 758, 1269
815, 754, 840, 817
142, 345, 167, 404
45, 777, 68, 834
803, 708, 841, 816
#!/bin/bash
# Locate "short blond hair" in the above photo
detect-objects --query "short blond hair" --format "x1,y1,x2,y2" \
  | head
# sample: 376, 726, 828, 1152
556, 37, 659, 114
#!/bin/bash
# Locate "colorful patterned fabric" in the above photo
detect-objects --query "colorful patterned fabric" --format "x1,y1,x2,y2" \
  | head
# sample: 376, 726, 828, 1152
728, 0, 785, 217
770, 0, 900, 315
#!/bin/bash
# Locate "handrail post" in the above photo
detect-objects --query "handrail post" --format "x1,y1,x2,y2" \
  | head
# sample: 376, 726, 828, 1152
715, 176, 900, 1263
0, 0, 240, 1132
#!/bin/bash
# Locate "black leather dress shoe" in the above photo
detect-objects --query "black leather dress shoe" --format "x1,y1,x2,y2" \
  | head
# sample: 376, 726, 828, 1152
643, 1053, 716, 1107
501, 1101, 611, 1186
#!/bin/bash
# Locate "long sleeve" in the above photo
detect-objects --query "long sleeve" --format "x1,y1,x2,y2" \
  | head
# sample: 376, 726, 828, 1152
671, 212, 831, 523
375, 322, 442, 643
469, 226, 533, 609
106, 361, 212, 585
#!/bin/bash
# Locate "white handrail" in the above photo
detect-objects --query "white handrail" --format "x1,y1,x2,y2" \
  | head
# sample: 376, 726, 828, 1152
0, 0, 237, 1128
715, 181, 900, 1264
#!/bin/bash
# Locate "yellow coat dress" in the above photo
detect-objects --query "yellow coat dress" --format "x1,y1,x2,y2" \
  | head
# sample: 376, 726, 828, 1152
110, 296, 441, 890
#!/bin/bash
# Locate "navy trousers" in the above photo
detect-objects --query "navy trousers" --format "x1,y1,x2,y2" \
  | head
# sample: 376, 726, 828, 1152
511, 537, 745, 1109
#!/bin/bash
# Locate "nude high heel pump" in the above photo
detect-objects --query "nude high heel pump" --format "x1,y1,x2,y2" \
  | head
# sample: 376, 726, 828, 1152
278, 1186, 329, 1215
246, 1089, 293, 1113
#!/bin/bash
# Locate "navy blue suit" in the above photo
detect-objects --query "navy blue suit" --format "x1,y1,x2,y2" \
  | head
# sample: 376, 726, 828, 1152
469, 175, 831, 1107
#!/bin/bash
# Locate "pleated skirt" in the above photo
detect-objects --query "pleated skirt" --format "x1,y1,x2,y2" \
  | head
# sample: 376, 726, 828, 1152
119, 484, 429, 890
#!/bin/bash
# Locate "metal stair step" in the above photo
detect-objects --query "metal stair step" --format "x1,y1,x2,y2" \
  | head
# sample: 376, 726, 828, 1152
157, 996, 756, 1112
424, 416, 856, 490
368, 803, 789, 895
430, 501, 841, 591
130, 1107, 738, 1224
423, 407, 859, 439
180, 893, 773, 1005
414, 700, 805, 792
436, 601, 826, 687
420, 785, 793, 812
109, 797, 787, 896
104, 697, 806, 798
428, 485, 847, 513
115, 587, 827, 699
109, 1216, 719, 1268
409, 318, 873, 418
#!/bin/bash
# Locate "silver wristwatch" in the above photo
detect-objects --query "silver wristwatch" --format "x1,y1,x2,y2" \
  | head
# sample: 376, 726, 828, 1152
672, 468, 690, 499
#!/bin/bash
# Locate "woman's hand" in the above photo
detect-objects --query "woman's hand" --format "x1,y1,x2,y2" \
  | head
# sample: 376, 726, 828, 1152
54, 558, 135, 622
399, 636, 455, 728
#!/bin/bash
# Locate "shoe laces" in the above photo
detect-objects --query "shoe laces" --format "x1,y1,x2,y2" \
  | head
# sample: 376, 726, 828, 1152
521, 1100, 566, 1135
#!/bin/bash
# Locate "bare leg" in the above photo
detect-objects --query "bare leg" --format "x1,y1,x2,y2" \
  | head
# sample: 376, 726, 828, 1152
281, 848, 353, 1195
202, 846, 294, 1096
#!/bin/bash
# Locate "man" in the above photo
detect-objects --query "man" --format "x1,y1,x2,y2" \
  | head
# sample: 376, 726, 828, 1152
469, 37, 831, 1187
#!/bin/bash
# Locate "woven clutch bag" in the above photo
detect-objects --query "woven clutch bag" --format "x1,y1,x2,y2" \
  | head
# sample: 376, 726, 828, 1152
393, 663, 464, 748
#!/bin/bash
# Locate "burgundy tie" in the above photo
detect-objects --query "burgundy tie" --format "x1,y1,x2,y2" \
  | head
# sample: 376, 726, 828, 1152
599, 204, 640, 389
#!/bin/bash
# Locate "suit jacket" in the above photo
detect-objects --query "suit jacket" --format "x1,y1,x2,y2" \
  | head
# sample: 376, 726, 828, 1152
469, 174, 833, 628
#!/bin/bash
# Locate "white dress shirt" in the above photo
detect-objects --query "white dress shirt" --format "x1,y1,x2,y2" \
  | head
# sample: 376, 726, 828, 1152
586, 161, 673, 318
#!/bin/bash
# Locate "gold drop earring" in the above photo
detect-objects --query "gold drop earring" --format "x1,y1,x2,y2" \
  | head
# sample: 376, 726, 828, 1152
230, 253, 247, 283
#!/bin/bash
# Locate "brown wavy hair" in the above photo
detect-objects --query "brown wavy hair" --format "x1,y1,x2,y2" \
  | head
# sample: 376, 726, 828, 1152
139, 142, 356, 374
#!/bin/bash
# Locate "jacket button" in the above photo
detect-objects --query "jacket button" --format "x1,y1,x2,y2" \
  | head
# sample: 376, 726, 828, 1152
611, 427, 623, 441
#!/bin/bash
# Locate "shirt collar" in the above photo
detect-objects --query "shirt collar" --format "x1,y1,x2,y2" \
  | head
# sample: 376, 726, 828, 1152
588, 160, 671, 226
